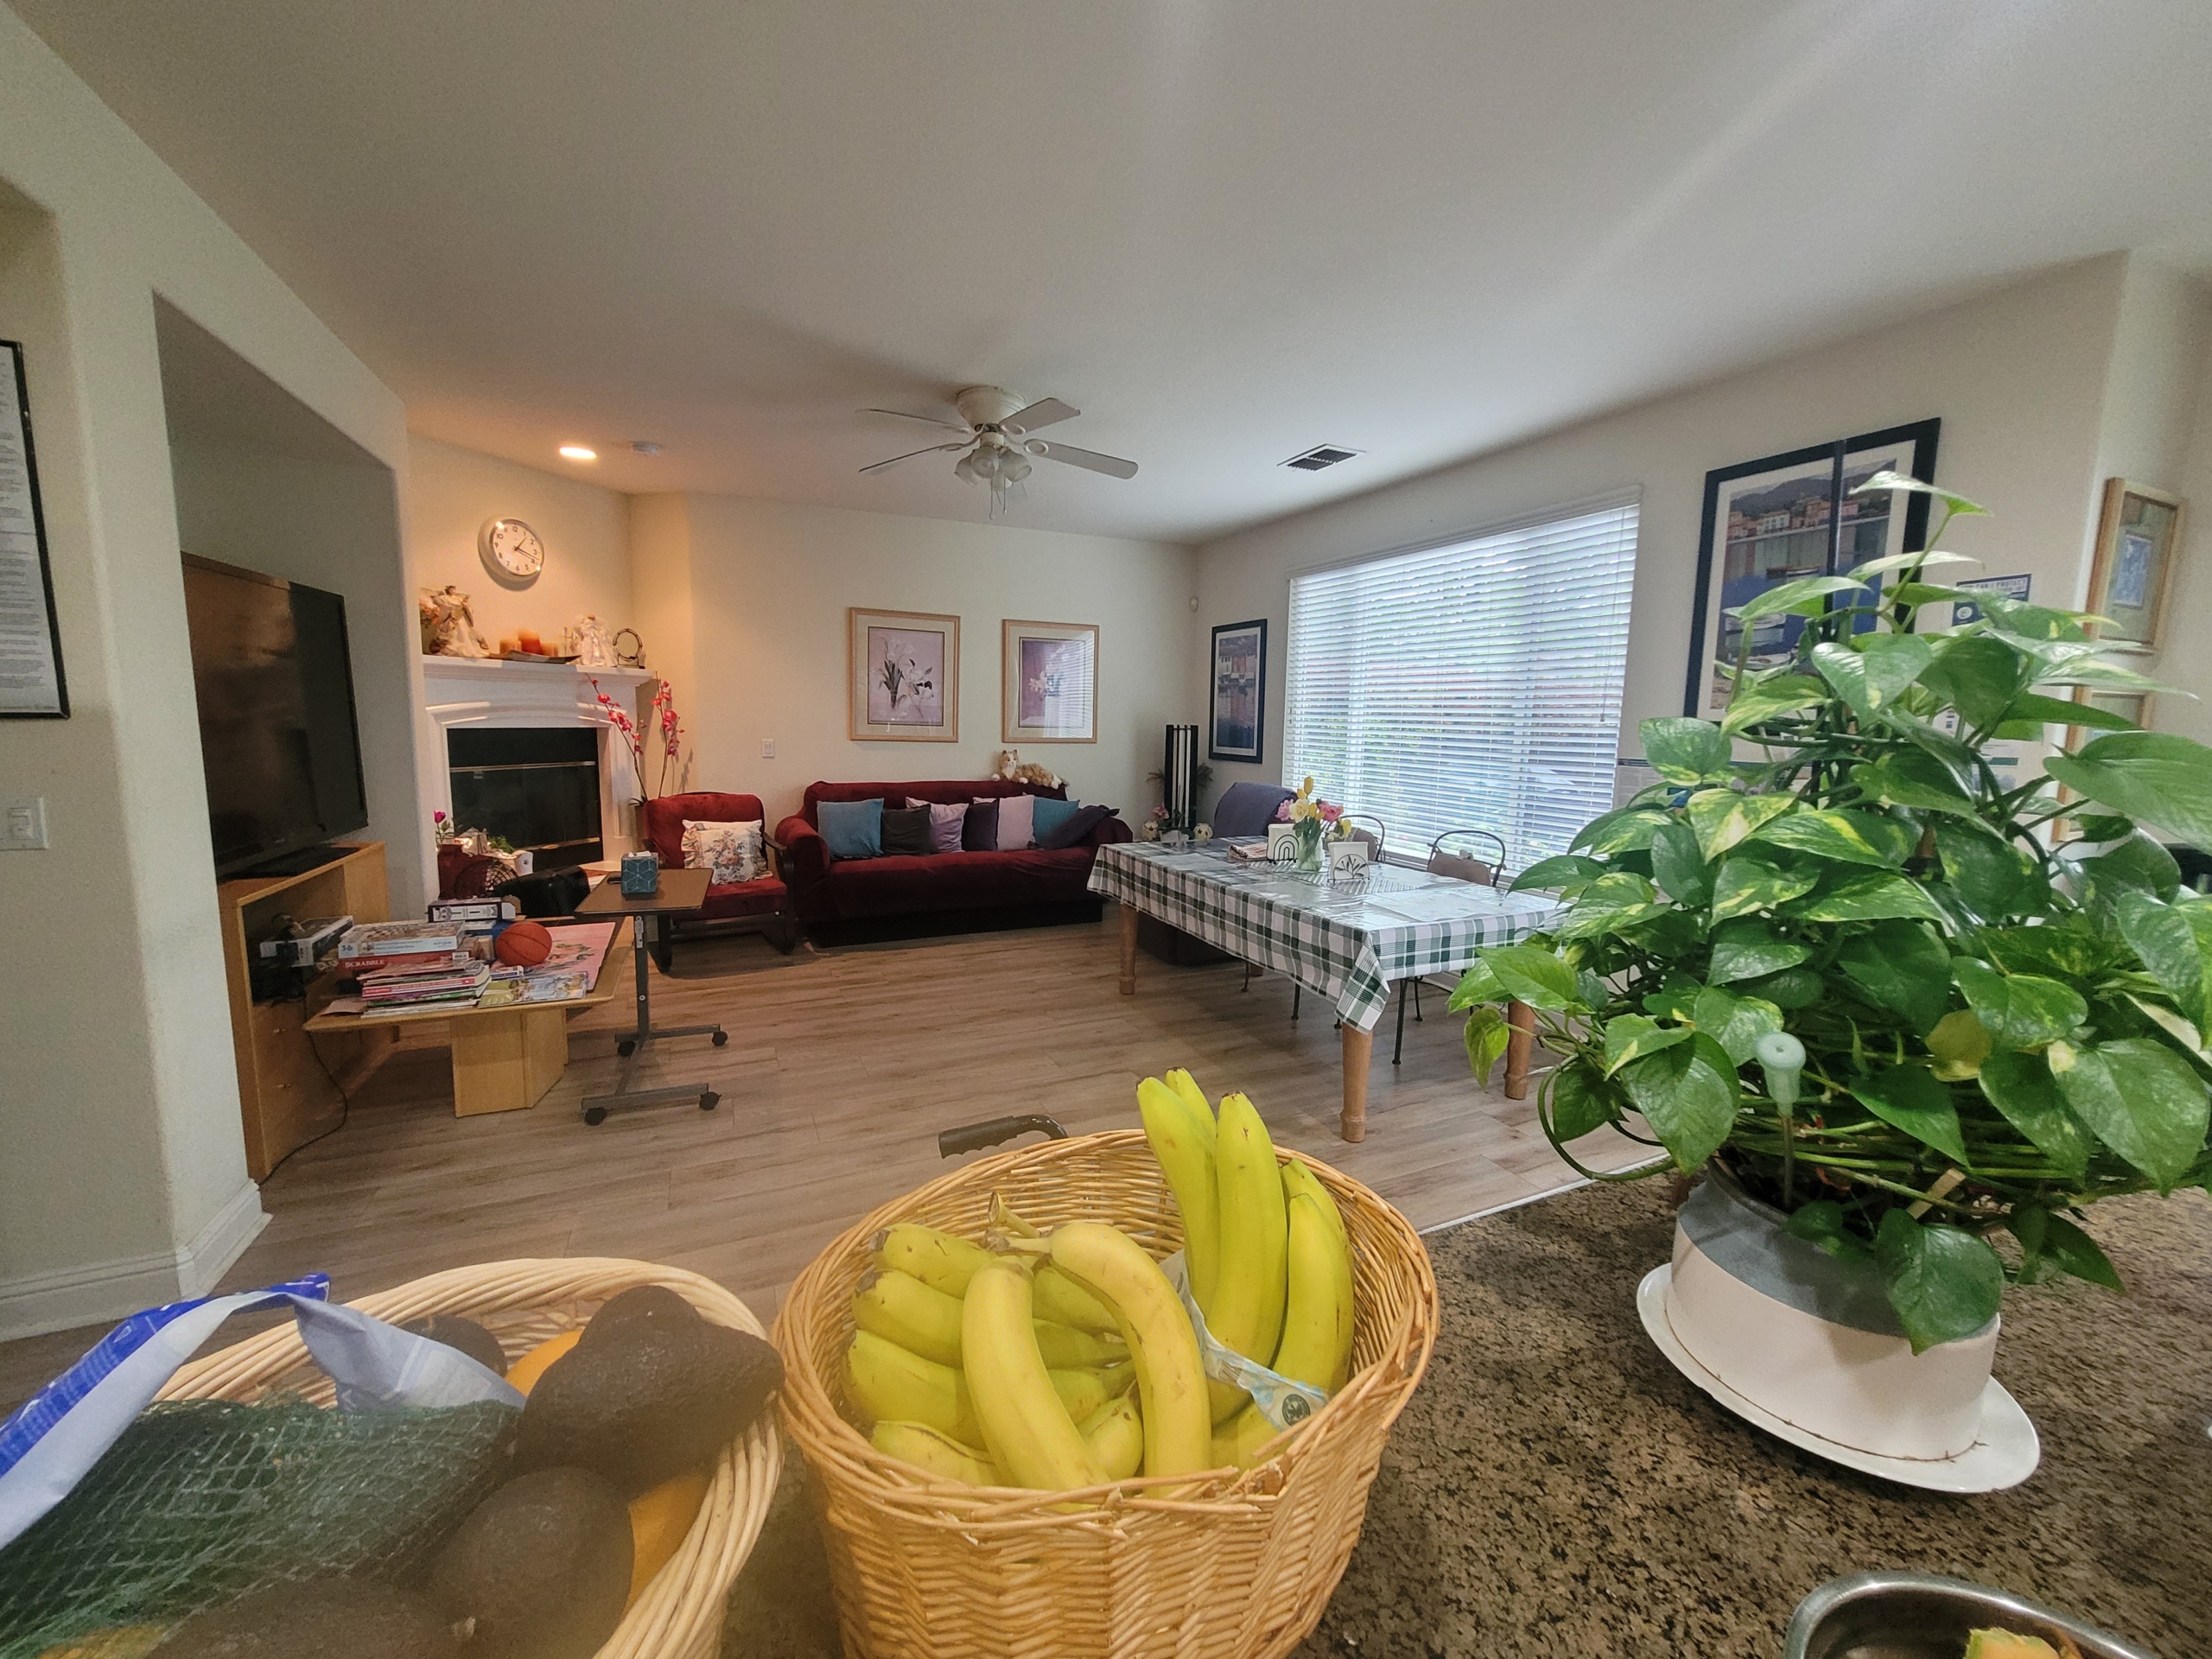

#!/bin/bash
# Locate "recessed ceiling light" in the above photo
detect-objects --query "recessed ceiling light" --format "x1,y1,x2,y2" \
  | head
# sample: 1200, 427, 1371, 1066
558, 444, 597, 461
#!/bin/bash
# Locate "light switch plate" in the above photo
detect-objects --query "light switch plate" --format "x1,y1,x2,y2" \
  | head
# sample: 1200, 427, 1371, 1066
2, 797, 49, 849
761, 739, 775, 759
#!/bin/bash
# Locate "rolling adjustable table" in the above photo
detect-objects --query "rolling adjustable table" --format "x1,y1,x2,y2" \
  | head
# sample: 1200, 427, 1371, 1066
573, 867, 726, 1124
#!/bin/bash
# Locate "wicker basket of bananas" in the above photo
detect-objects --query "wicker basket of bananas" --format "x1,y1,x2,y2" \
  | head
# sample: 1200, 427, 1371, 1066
772, 1071, 1440, 1659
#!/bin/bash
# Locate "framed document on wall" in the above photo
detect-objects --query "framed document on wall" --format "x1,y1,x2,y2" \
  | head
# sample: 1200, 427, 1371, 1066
0, 341, 67, 717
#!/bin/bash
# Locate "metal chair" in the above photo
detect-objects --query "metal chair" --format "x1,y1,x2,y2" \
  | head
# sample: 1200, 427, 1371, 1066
1394, 827, 1510, 1064
1340, 814, 1386, 861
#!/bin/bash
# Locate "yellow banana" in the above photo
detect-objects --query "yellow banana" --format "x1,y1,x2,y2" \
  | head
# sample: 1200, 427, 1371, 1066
1211, 1402, 1288, 1471
1032, 1264, 1120, 1333
871, 1420, 1001, 1485
1038, 1220, 1211, 1478
1079, 1393, 1145, 1481
851, 1268, 964, 1367
1274, 1168, 1357, 1394
963, 1262, 1106, 1491
871, 1223, 995, 1298
1207, 1091, 1289, 1421
1047, 1362, 1134, 1426
844, 1330, 978, 1443
1164, 1069, 1216, 1139
1138, 1076, 1222, 1312
1033, 1319, 1125, 1370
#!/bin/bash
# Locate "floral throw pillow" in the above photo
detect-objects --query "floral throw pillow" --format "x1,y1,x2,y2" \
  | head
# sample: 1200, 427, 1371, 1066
681, 818, 766, 885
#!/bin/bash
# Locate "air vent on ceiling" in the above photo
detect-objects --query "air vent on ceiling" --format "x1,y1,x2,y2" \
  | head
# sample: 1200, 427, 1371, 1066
1281, 444, 1363, 472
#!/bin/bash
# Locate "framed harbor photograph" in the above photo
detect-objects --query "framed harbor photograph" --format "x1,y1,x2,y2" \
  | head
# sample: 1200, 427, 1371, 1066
849, 607, 959, 741
1001, 618, 1098, 744
1683, 418, 1941, 715
2085, 479, 2184, 653
1209, 619, 1267, 762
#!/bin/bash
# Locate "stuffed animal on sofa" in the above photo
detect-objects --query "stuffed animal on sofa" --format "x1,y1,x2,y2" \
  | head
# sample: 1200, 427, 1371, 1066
993, 748, 1065, 791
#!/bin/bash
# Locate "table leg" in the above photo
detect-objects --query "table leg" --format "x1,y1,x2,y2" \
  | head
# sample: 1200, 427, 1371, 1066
1504, 999, 1536, 1100
1117, 902, 1139, 995
451, 1006, 569, 1116
1340, 1023, 1374, 1142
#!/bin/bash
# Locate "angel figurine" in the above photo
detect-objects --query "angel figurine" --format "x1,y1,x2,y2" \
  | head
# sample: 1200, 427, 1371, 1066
418, 586, 490, 657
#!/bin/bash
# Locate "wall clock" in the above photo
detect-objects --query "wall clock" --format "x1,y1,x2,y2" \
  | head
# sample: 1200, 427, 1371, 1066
478, 517, 545, 582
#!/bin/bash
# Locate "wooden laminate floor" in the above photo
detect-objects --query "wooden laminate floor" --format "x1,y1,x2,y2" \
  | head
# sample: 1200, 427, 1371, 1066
0, 916, 1647, 1410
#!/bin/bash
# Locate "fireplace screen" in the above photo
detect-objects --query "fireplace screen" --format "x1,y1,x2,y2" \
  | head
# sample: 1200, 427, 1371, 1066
448, 727, 601, 870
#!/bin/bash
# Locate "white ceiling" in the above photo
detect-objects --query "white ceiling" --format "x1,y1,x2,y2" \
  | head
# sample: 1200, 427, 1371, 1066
18, 0, 2212, 543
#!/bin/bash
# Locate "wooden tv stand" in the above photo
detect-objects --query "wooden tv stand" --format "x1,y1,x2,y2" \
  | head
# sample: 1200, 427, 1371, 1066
216, 842, 395, 1179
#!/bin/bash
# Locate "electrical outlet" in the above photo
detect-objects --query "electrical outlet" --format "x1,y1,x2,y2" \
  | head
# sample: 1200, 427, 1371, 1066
2, 797, 49, 849
761, 739, 775, 759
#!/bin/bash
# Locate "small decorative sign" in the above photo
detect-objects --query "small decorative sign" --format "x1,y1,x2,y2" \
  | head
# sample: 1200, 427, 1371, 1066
1266, 823, 1297, 861
1950, 573, 2031, 627
1327, 840, 1370, 881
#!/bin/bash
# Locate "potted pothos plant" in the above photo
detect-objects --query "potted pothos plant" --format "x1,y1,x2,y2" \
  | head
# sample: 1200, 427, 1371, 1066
1452, 475, 2212, 1453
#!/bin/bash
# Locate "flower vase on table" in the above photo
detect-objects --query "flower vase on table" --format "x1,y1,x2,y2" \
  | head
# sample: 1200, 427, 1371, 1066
1277, 776, 1344, 873
1293, 817, 1325, 872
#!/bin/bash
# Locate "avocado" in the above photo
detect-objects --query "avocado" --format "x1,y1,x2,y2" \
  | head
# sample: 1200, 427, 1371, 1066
156, 1580, 457, 1658
429, 1467, 630, 1659
577, 1284, 702, 1349
516, 1322, 783, 1494
400, 1313, 508, 1376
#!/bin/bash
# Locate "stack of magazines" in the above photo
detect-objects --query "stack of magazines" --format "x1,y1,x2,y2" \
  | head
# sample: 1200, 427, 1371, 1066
358, 957, 493, 1007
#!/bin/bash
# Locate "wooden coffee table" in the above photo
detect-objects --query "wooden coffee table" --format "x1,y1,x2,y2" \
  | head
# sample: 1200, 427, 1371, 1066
304, 919, 627, 1116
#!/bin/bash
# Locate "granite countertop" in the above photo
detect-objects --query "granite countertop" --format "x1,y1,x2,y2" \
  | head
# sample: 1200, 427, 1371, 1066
725, 1181, 2212, 1657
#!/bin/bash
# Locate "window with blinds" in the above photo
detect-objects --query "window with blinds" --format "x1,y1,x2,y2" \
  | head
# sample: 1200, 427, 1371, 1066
1282, 497, 1639, 877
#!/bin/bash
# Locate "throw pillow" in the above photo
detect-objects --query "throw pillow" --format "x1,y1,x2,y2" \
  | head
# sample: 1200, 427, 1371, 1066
926, 801, 966, 853
961, 798, 1000, 852
995, 793, 1037, 851
1036, 804, 1115, 850
880, 804, 932, 856
681, 817, 767, 884
817, 797, 884, 860
1029, 796, 1083, 845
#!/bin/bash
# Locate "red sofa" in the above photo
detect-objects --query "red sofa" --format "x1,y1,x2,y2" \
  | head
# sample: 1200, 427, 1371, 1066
774, 779, 1131, 944
639, 791, 797, 962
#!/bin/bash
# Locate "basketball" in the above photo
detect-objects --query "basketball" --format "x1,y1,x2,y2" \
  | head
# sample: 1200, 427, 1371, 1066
495, 919, 553, 966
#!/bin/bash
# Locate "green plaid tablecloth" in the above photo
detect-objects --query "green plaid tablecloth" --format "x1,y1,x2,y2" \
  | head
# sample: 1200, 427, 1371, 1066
1090, 841, 1566, 1033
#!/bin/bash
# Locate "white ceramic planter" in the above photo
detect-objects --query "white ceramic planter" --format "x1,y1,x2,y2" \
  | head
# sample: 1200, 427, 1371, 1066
1662, 1173, 1999, 1461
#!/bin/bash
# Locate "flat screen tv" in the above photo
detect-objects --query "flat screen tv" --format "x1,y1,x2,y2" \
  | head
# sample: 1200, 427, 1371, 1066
181, 554, 369, 877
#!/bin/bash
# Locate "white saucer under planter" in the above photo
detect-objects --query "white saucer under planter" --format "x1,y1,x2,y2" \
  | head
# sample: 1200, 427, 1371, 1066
1637, 1173, 2040, 1493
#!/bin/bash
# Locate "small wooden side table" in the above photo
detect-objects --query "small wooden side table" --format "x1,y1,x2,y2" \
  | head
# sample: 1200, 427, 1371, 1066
574, 867, 725, 1124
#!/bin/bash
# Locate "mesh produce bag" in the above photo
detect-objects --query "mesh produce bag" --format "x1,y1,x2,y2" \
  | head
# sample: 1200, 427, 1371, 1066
0, 1396, 516, 1656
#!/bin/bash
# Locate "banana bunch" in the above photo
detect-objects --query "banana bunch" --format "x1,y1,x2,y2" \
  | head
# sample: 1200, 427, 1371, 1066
1135, 1069, 1360, 1468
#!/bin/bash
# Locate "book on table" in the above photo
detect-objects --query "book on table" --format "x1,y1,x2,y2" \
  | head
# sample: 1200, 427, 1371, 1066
337, 920, 463, 959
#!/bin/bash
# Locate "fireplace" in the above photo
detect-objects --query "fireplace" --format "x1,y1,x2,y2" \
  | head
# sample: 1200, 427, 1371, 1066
448, 727, 601, 870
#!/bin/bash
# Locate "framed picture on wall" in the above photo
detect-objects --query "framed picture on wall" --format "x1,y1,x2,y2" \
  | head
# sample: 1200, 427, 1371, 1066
1209, 619, 1267, 762
1001, 619, 1098, 744
1683, 418, 1941, 715
0, 340, 69, 718
2085, 479, 2185, 653
849, 607, 959, 741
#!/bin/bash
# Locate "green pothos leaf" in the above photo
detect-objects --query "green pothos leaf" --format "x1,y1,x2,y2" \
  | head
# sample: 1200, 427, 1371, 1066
1600, 1014, 1689, 1077
1640, 716, 1732, 784
1464, 1005, 1512, 1085
1707, 855, 1818, 922
1707, 919, 1812, 984
1720, 676, 1826, 735
1690, 985, 1783, 1066
2047, 1037, 2211, 1191
1751, 807, 1916, 869
1850, 1063, 1969, 1165
1545, 1060, 1618, 1141
1875, 1211, 2005, 1354
1790, 870, 1946, 923
1684, 789, 1793, 861
1510, 855, 1606, 895
1616, 1033, 1741, 1173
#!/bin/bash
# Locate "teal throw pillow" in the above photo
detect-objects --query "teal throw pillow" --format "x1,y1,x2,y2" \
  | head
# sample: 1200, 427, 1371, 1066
1029, 797, 1083, 845
818, 797, 884, 860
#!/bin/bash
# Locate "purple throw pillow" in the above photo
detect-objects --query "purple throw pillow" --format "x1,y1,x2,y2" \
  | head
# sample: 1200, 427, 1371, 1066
996, 792, 1037, 850
1036, 804, 1115, 850
962, 798, 1000, 852
927, 801, 965, 853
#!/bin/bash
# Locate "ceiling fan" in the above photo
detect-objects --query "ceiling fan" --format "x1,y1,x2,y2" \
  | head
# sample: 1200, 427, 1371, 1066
859, 385, 1138, 514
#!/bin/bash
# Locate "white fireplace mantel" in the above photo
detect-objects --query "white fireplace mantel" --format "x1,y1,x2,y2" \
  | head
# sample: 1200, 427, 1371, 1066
420, 656, 656, 855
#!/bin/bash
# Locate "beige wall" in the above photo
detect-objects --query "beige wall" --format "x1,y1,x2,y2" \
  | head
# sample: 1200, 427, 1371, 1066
0, 3, 412, 1337
1196, 256, 2145, 804
664, 494, 1198, 825
406, 435, 634, 651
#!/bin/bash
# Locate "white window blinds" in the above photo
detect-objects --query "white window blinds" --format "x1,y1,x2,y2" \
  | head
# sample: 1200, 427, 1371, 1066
1282, 498, 1639, 877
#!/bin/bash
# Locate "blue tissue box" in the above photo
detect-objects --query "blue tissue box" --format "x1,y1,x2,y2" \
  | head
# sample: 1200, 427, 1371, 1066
620, 851, 660, 896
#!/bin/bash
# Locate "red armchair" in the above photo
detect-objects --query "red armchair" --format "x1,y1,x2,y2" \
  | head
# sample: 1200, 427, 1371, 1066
639, 791, 797, 964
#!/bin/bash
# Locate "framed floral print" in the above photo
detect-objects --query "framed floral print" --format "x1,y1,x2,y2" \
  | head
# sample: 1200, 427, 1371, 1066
849, 607, 959, 741
1001, 619, 1098, 744
2085, 479, 2185, 653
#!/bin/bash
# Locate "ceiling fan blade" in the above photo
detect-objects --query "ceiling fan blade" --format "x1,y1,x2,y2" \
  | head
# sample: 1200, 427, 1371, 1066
1002, 397, 1078, 435
1028, 440, 1138, 480
861, 407, 972, 435
859, 442, 966, 475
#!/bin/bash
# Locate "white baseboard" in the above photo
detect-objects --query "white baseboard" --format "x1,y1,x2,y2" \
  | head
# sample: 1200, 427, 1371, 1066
0, 1180, 269, 1343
